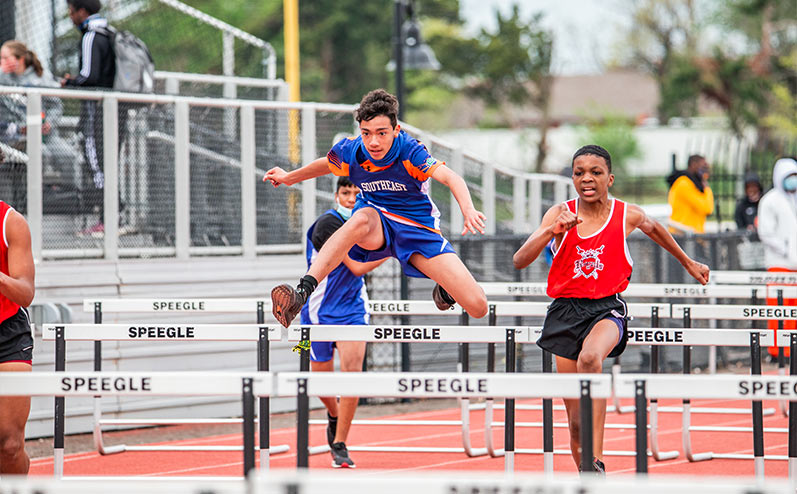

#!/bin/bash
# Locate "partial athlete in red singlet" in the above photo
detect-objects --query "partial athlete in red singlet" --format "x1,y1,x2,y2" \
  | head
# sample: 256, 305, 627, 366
0, 201, 21, 322
547, 198, 633, 299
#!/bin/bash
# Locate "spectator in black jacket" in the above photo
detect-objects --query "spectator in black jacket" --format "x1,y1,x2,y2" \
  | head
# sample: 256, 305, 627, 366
61, 0, 114, 237
734, 172, 762, 232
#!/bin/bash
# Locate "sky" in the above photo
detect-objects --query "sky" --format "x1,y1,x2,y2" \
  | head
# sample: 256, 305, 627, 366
458, 0, 631, 75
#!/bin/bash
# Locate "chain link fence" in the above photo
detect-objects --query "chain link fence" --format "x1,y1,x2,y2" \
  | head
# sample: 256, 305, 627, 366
4, 0, 279, 91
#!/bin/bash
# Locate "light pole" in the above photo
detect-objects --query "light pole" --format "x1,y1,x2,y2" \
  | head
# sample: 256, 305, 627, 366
393, 0, 406, 120
390, 0, 440, 374
391, 0, 440, 120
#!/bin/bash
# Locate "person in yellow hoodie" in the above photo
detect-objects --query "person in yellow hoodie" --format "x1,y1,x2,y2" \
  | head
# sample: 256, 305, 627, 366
666, 155, 713, 234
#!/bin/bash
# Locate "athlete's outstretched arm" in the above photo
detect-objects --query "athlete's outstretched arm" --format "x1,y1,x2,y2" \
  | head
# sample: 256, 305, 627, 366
264, 157, 331, 187
431, 166, 485, 235
513, 204, 578, 269
627, 204, 709, 284
0, 210, 35, 307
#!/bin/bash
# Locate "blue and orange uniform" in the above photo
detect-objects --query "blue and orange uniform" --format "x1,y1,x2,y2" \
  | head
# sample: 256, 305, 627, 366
326, 131, 455, 277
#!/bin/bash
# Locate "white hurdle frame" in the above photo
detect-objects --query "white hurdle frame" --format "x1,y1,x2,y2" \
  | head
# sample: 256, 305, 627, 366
0, 371, 266, 478
250, 470, 796, 494
480, 281, 791, 299
366, 300, 498, 458
285, 322, 529, 457
616, 373, 797, 480
672, 303, 795, 464
482, 301, 669, 470
275, 371, 613, 473
511, 327, 774, 472
79, 298, 288, 472
709, 271, 797, 416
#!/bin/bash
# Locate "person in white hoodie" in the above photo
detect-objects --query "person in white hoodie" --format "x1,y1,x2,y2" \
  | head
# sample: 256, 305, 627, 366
757, 157, 797, 358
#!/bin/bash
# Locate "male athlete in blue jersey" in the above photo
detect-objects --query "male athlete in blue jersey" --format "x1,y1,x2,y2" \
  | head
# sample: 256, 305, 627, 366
302, 177, 386, 468
265, 89, 488, 327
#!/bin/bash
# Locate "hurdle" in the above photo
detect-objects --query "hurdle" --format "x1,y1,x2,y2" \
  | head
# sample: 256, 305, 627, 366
497, 327, 774, 472
73, 298, 289, 472
672, 302, 795, 463
615, 372, 797, 480
276, 371, 613, 473
481, 283, 779, 411
2, 473, 794, 494
479, 301, 668, 469
0, 477, 246, 494
285, 321, 528, 458
250, 470, 796, 494
480, 281, 782, 299
0, 370, 264, 478
711, 270, 797, 408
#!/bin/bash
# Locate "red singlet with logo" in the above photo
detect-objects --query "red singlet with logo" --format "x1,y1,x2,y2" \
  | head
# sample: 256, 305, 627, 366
547, 198, 633, 299
0, 201, 21, 322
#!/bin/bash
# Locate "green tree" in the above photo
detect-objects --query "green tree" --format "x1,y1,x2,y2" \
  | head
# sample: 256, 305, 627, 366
764, 50, 797, 139
466, 5, 554, 171
579, 113, 642, 177
696, 49, 770, 137
620, 0, 702, 122
298, 0, 465, 104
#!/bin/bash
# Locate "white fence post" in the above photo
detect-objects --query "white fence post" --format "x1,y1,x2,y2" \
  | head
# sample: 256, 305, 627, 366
483, 165, 496, 235
513, 176, 526, 233
222, 32, 237, 140
102, 96, 119, 260
240, 104, 256, 258
529, 178, 542, 231
25, 91, 43, 260
554, 180, 568, 206
301, 106, 317, 241
450, 148, 464, 233
164, 77, 179, 95
174, 100, 191, 259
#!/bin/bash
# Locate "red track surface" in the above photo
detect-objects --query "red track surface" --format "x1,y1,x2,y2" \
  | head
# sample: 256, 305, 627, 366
28, 397, 790, 478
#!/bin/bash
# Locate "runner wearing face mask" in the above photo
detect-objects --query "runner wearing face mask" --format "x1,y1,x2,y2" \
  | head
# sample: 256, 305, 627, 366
758, 157, 797, 359
298, 176, 387, 468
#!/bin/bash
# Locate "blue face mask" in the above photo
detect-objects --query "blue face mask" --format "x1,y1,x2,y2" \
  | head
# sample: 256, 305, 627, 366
336, 204, 352, 220
784, 175, 797, 193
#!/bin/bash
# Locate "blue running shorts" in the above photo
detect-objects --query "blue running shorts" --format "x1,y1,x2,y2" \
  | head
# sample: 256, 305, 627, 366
348, 203, 456, 278
306, 313, 368, 363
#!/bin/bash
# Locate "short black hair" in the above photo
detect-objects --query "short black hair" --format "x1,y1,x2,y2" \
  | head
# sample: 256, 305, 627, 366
67, 0, 101, 15
336, 177, 356, 191
687, 154, 705, 168
572, 145, 612, 172
355, 89, 399, 128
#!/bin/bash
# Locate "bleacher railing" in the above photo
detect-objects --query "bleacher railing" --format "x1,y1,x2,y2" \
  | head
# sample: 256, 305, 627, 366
0, 86, 575, 261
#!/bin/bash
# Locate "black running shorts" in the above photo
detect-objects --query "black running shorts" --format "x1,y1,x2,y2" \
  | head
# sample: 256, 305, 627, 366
0, 308, 33, 364
537, 295, 628, 361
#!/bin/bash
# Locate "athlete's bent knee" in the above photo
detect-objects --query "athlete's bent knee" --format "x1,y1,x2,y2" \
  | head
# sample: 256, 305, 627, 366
0, 431, 24, 462
340, 357, 364, 372
462, 291, 488, 319
577, 351, 602, 373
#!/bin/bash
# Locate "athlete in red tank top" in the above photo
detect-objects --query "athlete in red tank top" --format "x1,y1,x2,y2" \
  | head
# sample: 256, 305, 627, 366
0, 198, 36, 475
513, 145, 709, 474
0, 202, 22, 321
547, 198, 633, 299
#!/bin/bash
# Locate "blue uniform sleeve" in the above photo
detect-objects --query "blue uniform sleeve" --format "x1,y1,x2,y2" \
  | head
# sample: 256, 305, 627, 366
402, 138, 443, 181
327, 137, 358, 177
